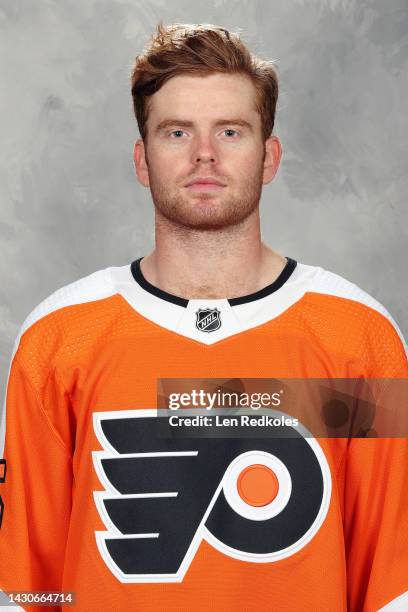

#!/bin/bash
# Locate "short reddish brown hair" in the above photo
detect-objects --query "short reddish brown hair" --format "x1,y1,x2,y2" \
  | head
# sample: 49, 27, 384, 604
130, 21, 279, 144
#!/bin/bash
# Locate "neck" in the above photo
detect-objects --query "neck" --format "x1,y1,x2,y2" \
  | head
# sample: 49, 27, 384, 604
140, 208, 286, 300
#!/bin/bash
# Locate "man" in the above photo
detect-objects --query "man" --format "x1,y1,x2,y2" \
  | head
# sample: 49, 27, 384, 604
0, 22, 407, 612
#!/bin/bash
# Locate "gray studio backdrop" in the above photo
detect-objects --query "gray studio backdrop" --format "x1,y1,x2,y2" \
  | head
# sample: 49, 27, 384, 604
1, 0, 407, 398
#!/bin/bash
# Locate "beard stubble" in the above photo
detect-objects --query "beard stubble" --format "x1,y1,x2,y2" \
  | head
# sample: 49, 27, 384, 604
147, 161, 265, 231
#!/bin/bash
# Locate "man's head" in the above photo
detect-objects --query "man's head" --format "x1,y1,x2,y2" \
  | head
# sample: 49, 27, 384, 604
131, 22, 281, 231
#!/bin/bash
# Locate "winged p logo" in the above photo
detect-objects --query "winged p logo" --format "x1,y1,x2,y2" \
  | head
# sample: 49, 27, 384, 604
92, 410, 331, 583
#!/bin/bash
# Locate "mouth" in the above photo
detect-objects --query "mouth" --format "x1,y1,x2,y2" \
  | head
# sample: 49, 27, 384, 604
185, 182, 226, 192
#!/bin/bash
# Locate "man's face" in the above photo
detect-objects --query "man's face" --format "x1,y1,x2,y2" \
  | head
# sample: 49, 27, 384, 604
134, 72, 281, 230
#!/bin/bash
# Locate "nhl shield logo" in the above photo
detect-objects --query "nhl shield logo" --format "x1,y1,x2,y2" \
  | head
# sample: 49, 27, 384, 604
195, 308, 221, 332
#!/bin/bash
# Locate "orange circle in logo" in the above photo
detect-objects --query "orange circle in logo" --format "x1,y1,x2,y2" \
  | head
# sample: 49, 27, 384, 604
237, 464, 279, 507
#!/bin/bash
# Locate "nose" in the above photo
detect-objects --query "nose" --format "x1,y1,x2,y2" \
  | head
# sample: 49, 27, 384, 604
192, 134, 217, 164
196, 155, 215, 162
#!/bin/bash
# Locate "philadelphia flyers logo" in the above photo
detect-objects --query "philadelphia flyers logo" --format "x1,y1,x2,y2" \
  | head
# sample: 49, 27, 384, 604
92, 410, 331, 583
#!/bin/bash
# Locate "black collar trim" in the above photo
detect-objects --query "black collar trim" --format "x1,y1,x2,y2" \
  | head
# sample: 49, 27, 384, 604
130, 256, 297, 308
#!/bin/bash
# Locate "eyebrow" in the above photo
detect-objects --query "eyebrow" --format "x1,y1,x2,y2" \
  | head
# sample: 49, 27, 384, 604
155, 118, 253, 132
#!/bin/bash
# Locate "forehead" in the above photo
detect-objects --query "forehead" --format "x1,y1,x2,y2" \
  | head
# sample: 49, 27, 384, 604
148, 73, 259, 123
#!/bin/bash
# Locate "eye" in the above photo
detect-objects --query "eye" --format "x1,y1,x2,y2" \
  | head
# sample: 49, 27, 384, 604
169, 129, 186, 138
223, 128, 239, 138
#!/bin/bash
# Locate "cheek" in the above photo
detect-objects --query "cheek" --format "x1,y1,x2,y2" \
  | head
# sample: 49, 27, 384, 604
149, 154, 190, 190
151, 146, 187, 173
231, 152, 262, 179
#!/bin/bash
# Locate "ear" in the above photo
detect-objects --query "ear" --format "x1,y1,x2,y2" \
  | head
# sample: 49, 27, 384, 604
133, 139, 150, 188
262, 135, 282, 185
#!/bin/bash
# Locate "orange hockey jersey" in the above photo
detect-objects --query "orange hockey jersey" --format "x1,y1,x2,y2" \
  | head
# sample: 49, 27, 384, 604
0, 257, 407, 612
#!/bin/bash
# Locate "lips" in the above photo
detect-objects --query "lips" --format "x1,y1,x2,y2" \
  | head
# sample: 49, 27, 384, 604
185, 177, 226, 193
185, 182, 226, 192
185, 177, 226, 187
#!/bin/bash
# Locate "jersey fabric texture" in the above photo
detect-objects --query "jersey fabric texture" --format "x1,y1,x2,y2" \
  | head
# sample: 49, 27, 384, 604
0, 257, 407, 612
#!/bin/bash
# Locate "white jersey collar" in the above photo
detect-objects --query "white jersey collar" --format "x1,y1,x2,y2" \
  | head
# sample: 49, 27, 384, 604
110, 257, 316, 345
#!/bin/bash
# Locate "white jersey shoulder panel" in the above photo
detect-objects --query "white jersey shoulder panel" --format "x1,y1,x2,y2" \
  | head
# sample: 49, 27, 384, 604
378, 590, 408, 611
17, 267, 115, 348
309, 266, 407, 355
0, 267, 116, 458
